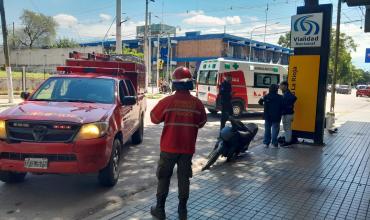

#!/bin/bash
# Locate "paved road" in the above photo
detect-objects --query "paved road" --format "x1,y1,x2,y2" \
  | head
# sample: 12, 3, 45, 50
0, 93, 369, 220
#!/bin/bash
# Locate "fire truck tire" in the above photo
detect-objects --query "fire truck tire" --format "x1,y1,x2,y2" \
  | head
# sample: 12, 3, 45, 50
0, 171, 27, 183
132, 116, 144, 145
98, 138, 121, 187
208, 109, 218, 115
232, 102, 244, 117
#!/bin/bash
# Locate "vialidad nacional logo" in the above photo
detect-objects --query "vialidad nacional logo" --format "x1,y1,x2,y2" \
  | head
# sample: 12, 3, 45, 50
294, 15, 320, 36
291, 13, 323, 48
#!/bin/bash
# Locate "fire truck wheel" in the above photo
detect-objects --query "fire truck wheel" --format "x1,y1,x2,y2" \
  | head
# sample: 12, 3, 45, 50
232, 102, 243, 117
132, 117, 144, 145
0, 171, 27, 183
98, 138, 121, 187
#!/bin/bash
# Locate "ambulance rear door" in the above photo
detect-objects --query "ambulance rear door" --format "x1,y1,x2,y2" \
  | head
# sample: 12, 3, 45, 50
196, 61, 219, 109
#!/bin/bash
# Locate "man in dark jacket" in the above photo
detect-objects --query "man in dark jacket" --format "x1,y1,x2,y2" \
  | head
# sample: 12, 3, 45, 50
280, 81, 297, 146
220, 74, 233, 130
259, 84, 283, 148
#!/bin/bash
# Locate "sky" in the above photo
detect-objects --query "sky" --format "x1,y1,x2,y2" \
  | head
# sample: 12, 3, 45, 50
3, 0, 369, 70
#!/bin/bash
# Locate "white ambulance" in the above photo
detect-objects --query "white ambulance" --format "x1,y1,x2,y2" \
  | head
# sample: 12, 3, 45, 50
196, 58, 288, 117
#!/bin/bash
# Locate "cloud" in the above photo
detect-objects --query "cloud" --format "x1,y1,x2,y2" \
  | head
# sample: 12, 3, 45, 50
183, 13, 242, 26
99, 13, 112, 22
178, 10, 204, 17
53, 14, 78, 28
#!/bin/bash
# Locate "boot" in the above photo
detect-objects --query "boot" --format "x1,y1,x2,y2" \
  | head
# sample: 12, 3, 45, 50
178, 199, 188, 220
150, 197, 166, 220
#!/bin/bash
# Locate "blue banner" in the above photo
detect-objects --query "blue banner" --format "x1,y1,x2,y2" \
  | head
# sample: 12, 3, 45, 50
366, 48, 370, 63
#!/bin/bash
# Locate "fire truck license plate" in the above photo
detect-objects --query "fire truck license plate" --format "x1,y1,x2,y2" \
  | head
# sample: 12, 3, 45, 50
24, 158, 48, 169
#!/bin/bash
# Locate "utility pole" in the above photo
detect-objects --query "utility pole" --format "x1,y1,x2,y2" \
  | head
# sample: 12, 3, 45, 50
166, 34, 170, 82
115, 0, 122, 54
330, 0, 341, 112
12, 21, 15, 48
148, 12, 152, 91
0, 0, 14, 103
156, 34, 160, 88
144, 0, 149, 91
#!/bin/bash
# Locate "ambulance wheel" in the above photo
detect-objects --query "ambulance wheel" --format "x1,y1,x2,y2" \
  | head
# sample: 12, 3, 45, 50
208, 109, 218, 115
0, 171, 27, 183
232, 102, 243, 117
98, 138, 121, 187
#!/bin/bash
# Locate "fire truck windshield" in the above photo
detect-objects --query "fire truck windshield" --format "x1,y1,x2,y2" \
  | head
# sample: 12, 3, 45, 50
30, 77, 115, 104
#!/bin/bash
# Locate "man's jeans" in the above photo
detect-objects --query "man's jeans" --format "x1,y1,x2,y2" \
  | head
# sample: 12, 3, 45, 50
264, 120, 280, 145
282, 114, 294, 143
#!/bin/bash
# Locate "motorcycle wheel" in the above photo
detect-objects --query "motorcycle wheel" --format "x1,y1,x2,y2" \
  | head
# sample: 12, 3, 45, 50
202, 142, 223, 171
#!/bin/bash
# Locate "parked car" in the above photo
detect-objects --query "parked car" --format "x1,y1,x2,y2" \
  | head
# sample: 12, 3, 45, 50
356, 85, 370, 97
336, 85, 352, 94
0, 52, 147, 187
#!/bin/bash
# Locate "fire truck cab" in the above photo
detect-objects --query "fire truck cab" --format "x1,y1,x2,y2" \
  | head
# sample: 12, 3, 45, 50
196, 58, 288, 116
0, 52, 146, 187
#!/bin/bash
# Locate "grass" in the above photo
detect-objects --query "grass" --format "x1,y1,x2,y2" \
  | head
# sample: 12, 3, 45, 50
146, 93, 163, 99
0, 71, 51, 79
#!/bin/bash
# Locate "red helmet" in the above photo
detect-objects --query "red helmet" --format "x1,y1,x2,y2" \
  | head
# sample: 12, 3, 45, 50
172, 67, 192, 83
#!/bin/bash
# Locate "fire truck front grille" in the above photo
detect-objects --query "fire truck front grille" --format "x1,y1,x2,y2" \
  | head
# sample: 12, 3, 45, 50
0, 152, 77, 162
6, 120, 80, 143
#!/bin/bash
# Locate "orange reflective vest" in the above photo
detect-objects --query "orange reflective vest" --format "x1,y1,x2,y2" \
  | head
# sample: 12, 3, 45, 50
151, 90, 207, 154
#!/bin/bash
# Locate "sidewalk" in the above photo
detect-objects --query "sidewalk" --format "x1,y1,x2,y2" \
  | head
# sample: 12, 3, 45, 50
104, 121, 370, 220
0, 97, 21, 108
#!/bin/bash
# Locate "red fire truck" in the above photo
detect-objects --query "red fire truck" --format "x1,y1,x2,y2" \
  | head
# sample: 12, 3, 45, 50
0, 52, 146, 187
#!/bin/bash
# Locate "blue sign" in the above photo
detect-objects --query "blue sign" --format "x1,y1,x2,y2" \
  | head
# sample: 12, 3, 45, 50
366, 48, 370, 63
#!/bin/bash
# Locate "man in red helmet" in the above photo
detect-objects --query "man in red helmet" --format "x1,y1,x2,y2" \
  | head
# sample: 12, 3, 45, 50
150, 66, 207, 220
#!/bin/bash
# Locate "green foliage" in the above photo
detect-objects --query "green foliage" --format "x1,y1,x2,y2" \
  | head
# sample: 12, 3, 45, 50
277, 32, 291, 48
13, 10, 57, 49
53, 38, 79, 48
122, 48, 144, 58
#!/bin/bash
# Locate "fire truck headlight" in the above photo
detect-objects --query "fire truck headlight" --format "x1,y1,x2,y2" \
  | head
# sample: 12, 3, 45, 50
75, 122, 109, 140
0, 120, 6, 139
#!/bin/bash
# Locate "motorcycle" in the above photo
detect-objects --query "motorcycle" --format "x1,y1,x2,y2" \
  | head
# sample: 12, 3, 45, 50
202, 117, 258, 171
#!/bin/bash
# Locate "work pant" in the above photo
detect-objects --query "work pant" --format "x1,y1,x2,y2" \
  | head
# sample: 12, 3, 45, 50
282, 114, 294, 143
156, 152, 193, 202
220, 104, 232, 130
263, 120, 280, 146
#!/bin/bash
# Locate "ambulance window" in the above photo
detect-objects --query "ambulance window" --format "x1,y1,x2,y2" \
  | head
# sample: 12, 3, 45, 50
208, 71, 218, 85
198, 71, 209, 84
254, 73, 280, 88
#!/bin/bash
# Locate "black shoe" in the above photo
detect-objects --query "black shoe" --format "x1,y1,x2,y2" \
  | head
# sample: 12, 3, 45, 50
273, 143, 279, 148
178, 206, 187, 220
279, 142, 291, 147
151, 206, 166, 220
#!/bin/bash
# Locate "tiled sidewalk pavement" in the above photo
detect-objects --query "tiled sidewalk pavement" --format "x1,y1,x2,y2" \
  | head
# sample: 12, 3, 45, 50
105, 121, 370, 220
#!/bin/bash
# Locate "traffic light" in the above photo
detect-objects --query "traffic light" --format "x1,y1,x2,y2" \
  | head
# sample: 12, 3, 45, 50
157, 59, 164, 70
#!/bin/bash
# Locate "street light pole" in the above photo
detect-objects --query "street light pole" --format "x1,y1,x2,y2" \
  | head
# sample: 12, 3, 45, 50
115, 0, 122, 54
249, 22, 279, 62
144, 0, 149, 91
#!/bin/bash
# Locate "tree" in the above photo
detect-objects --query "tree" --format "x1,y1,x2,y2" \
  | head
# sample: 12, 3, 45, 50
328, 31, 357, 85
53, 38, 79, 48
122, 48, 144, 58
277, 32, 291, 48
14, 10, 57, 48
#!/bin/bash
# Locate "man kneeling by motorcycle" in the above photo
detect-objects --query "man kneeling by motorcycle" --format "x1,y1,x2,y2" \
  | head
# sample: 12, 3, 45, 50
203, 117, 258, 171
